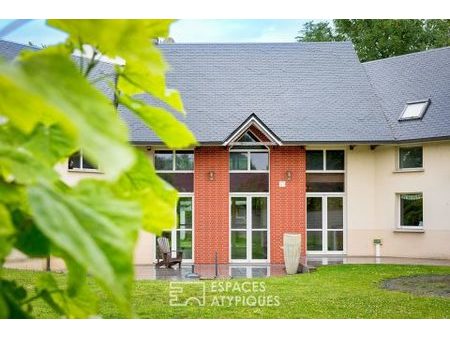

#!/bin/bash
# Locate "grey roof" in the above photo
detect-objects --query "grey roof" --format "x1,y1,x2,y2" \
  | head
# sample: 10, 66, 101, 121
364, 47, 450, 142
1, 39, 449, 144
122, 42, 394, 144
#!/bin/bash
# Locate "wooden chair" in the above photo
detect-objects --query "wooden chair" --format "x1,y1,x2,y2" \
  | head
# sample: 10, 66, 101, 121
155, 237, 183, 269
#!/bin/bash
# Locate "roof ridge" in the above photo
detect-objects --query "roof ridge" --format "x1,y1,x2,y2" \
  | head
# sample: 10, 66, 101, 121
363, 46, 450, 64
158, 41, 352, 46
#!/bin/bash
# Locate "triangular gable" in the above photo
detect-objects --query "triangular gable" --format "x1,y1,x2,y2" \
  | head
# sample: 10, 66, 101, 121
223, 114, 282, 146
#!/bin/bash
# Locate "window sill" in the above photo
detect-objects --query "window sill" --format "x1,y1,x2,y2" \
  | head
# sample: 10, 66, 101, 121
68, 169, 103, 174
394, 228, 425, 233
393, 168, 424, 173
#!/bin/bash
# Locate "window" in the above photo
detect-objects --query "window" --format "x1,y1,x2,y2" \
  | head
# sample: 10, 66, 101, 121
399, 193, 423, 227
230, 150, 269, 192
154, 150, 194, 171
306, 150, 345, 192
154, 150, 194, 192
398, 146, 423, 169
230, 151, 269, 171
158, 196, 193, 260
306, 150, 344, 171
68, 151, 98, 171
399, 100, 430, 121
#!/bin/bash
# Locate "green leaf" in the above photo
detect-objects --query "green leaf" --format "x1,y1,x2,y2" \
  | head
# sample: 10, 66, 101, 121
0, 204, 15, 261
0, 279, 30, 319
115, 150, 178, 234
119, 95, 196, 149
0, 46, 135, 179
27, 182, 141, 314
36, 273, 97, 318
47, 19, 185, 113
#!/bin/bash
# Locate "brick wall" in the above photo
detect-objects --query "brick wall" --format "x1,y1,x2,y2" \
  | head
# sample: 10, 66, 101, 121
194, 147, 229, 263
269, 146, 306, 263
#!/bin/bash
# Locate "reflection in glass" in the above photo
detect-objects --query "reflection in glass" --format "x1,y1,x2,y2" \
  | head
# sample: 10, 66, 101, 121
327, 197, 343, 229
250, 152, 269, 170
307, 197, 322, 229
252, 231, 267, 259
252, 197, 267, 229
231, 197, 247, 229
307, 231, 322, 251
231, 231, 247, 259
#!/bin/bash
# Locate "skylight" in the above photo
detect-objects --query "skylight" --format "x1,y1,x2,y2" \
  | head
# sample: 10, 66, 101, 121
399, 99, 430, 121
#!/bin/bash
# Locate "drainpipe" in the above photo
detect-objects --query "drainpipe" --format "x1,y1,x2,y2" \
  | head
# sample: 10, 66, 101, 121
373, 239, 382, 263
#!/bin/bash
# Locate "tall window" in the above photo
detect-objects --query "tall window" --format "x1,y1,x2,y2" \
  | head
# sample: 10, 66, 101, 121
159, 196, 193, 260
68, 151, 98, 171
398, 146, 423, 170
306, 150, 345, 192
399, 193, 423, 228
154, 150, 194, 192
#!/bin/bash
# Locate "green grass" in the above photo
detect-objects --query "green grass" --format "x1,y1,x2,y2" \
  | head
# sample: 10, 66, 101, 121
3, 264, 450, 318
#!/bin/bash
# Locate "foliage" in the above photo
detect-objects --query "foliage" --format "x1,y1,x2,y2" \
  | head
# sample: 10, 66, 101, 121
296, 20, 450, 62
3, 264, 450, 318
0, 19, 196, 318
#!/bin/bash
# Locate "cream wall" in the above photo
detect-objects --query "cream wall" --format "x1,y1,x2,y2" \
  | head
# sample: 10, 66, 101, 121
347, 141, 450, 259
55, 153, 156, 265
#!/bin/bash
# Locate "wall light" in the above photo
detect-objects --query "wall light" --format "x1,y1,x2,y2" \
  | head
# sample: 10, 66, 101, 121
208, 171, 215, 181
285, 170, 292, 181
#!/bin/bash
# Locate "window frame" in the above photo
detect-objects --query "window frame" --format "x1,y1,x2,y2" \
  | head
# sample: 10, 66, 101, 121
67, 150, 101, 173
154, 149, 195, 173
397, 192, 424, 229
396, 145, 424, 171
229, 148, 270, 173
306, 149, 345, 173
398, 99, 430, 121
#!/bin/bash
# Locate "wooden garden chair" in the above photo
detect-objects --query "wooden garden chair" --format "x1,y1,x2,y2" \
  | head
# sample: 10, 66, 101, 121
155, 237, 183, 269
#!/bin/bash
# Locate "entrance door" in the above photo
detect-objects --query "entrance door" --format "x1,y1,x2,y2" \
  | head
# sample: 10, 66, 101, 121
306, 195, 344, 253
230, 195, 268, 262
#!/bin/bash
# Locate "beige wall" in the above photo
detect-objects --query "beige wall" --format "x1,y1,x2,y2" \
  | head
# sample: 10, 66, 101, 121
347, 141, 450, 259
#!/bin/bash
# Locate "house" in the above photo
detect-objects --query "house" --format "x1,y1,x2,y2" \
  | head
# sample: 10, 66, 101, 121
1, 40, 449, 265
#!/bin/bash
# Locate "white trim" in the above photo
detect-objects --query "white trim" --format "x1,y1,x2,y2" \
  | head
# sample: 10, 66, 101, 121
229, 194, 270, 263
223, 116, 282, 146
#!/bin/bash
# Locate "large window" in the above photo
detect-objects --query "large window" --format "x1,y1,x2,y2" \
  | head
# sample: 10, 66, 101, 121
230, 150, 269, 193
154, 150, 194, 192
68, 151, 98, 171
399, 193, 423, 228
159, 196, 193, 260
306, 150, 345, 192
398, 146, 423, 170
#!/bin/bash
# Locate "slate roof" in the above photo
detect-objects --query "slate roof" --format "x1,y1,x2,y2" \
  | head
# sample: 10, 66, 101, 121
363, 47, 450, 142
1, 39, 449, 144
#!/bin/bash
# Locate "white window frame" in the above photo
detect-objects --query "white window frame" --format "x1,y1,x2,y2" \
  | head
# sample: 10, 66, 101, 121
153, 149, 195, 173
67, 150, 101, 173
397, 192, 424, 229
229, 193, 270, 263
306, 193, 346, 255
396, 145, 424, 172
229, 148, 270, 173
158, 193, 194, 263
305, 149, 345, 173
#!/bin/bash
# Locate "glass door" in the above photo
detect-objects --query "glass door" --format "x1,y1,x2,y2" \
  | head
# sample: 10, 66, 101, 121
230, 195, 268, 261
159, 196, 193, 261
307, 195, 344, 253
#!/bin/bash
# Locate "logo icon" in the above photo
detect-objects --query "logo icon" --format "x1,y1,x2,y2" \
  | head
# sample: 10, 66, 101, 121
169, 282, 206, 306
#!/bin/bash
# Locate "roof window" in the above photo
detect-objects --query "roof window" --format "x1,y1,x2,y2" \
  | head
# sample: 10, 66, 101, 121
399, 99, 430, 121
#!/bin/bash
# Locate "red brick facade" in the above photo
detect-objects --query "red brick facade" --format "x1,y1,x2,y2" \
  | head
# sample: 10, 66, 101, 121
269, 146, 306, 263
194, 147, 229, 263
192, 145, 306, 264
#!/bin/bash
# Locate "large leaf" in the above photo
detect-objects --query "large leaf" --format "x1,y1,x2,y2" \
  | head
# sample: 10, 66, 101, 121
115, 150, 178, 234
0, 204, 15, 261
119, 94, 196, 149
27, 182, 141, 314
0, 46, 134, 179
47, 19, 185, 113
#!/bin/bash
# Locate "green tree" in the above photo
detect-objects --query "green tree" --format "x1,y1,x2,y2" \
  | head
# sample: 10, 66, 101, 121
296, 19, 450, 62
0, 20, 196, 318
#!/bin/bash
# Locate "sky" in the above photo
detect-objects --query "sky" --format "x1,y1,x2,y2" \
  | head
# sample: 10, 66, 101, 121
0, 19, 310, 45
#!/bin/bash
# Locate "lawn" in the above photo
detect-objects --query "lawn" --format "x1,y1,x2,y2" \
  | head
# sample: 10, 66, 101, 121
3, 264, 450, 318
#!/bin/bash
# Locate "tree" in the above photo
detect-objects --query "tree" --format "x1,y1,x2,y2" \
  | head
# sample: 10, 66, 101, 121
296, 20, 450, 62
0, 20, 196, 318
